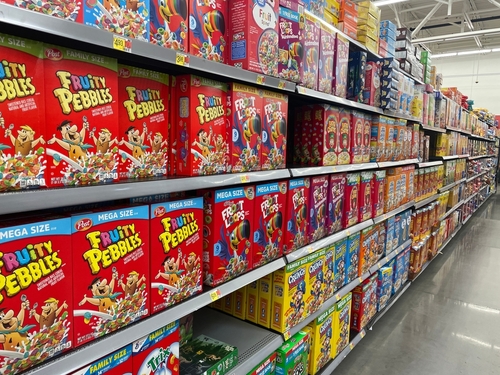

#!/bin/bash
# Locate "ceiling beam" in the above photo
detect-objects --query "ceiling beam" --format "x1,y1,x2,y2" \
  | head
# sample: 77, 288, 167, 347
487, 0, 500, 9
403, 7, 500, 26
412, 3, 443, 38
413, 27, 500, 43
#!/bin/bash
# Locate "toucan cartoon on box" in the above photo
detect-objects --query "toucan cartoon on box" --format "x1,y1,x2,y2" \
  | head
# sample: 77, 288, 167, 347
190, 0, 226, 60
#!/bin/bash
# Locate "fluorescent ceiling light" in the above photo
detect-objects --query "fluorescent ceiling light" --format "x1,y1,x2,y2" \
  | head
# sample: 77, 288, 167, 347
432, 48, 500, 58
413, 27, 500, 43
372, 0, 409, 6
433, 52, 458, 58
491, 48, 500, 52
457, 49, 491, 55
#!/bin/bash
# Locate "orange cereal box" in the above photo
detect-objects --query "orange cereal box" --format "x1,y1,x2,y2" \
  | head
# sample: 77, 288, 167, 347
118, 65, 169, 179
0, 217, 72, 373
0, 34, 46, 192
175, 75, 228, 176
262, 89, 288, 170
150, 198, 203, 314
72, 206, 149, 347
44, 45, 119, 187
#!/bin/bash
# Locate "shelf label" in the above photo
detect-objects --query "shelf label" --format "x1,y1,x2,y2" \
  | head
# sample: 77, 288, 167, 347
360, 331, 366, 338
112, 35, 132, 53
175, 52, 190, 67
256, 75, 266, 85
297, 86, 307, 94
209, 289, 221, 301
284, 330, 291, 340
358, 277, 363, 283
307, 246, 314, 254
332, 166, 337, 172
278, 80, 286, 89
349, 342, 355, 350
345, 229, 351, 236
378, 262, 383, 269
335, 293, 341, 301
240, 174, 250, 183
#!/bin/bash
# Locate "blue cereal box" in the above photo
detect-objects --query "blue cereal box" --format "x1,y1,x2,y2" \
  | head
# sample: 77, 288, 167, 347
392, 251, 405, 295
385, 216, 395, 254
71, 345, 132, 374
402, 245, 410, 284
345, 232, 360, 284
377, 260, 393, 312
323, 245, 335, 302
333, 238, 347, 291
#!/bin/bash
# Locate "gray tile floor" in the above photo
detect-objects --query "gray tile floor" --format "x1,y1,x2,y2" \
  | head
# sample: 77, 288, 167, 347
334, 193, 500, 375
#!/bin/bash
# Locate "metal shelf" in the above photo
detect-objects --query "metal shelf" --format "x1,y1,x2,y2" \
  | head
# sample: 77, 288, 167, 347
463, 192, 478, 205
316, 329, 366, 375
368, 239, 412, 275
289, 163, 377, 178
462, 213, 472, 225
286, 219, 374, 263
384, 111, 421, 123
373, 201, 415, 224
469, 134, 495, 142
415, 194, 440, 209
432, 154, 470, 161
377, 159, 419, 169
396, 67, 425, 85
439, 200, 465, 222
439, 178, 466, 193
418, 161, 443, 168
0, 169, 290, 215
367, 281, 411, 329
24, 257, 285, 375
468, 154, 495, 160
466, 171, 488, 183
446, 126, 471, 135
421, 125, 446, 133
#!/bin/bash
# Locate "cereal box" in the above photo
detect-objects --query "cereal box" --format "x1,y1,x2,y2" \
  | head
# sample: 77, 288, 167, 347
347, 51, 367, 102
247, 280, 259, 324
301, 13, 320, 90
333, 238, 347, 291
345, 232, 360, 284
175, 75, 228, 176
350, 274, 376, 332
377, 262, 393, 311
247, 352, 277, 375
180, 335, 237, 375
233, 286, 247, 320
301, 105, 313, 165
308, 306, 334, 374
132, 321, 179, 375
359, 225, 377, 276
262, 89, 288, 170
308, 175, 329, 243
337, 108, 351, 165
229, 0, 279, 76
150, 0, 188, 50
350, 110, 364, 164
326, 173, 345, 235
323, 245, 335, 301
318, 23, 335, 93
322, 105, 340, 166
342, 172, 360, 228
0, 217, 72, 373
284, 178, 310, 254
402, 245, 410, 284
332, 292, 351, 357
118, 64, 169, 179
271, 257, 308, 332
71, 345, 132, 375
229, 83, 263, 172
44, 46, 119, 187
292, 107, 303, 166
222, 293, 234, 315
203, 186, 254, 286
385, 117, 395, 162
392, 251, 404, 295
150, 197, 203, 314
333, 34, 349, 98
310, 105, 326, 166
84, 0, 149, 41
385, 216, 395, 254
275, 331, 310, 375
0, 34, 46, 192
359, 171, 372, 222
305, 249, 325, 316
258, 274, 272, 328
374, 222, 386, 261
253, 181, 288, 268
372, 170, 385, 218
385, 174, 396, 213
72, 206, 149, 347
370, 115, 386, 162
179, 313, 193, 345
278, 2, 305, 83
362, 114, 372, 163
189, 0, 228, 62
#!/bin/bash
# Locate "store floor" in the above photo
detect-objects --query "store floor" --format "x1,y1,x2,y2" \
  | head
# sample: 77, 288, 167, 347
334, 193, 500, 375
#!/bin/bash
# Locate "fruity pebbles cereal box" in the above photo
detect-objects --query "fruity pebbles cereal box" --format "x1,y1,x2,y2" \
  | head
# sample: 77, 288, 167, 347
284, 178, 310, 254
0, 217, 72, 374
150, 0, 188, 50
72, 206, 149, 347
118, 64, 169, 179
326, 173, 345, 235
150, 197, 203, 314
229, 83, 263, 173
253, 181, 287, 268
301, 12, 319, 90
175, 75, 228, 176
0, 34, 46, 192
308, 175, 329, 243
189, 0, 228, 63
229, 0, 279, 77
262, 89, 288, 170
203, 186, 255, 286
278, 1, 305, 83
43, 45, 119, 187
3, 0, 82, 21
71, 345, 132, 375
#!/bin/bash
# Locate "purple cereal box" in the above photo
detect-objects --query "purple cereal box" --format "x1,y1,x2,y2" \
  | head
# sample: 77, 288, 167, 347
309, 175, 329, 243
333, 34, 349, 98
318, 24, 335, 94
301, 12, 320, 90
278, 3, 305, 83
327, 173, 346, 235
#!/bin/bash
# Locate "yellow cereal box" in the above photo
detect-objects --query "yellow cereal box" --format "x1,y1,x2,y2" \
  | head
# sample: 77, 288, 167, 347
246, 281, 259, 324
306, 249, 326, 316
258, 274, 273, 328
332, 292, 352, 357
308, 305, 335, 374
223, 293, 234, 315
233, 287, 247, 320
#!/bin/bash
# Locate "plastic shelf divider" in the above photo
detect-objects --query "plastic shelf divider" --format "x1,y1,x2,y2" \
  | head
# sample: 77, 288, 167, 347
468, 154, 496, 160
421, 125, 446, 133
439, 200, 465, 222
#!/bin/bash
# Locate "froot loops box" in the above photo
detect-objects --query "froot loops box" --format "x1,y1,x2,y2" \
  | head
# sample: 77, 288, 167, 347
229, 0, 279, 76
150, 198, 203, 314
0, 217, 72, 374
326, 173, 345, 235
150, 0, 189, 51
3, 0, 82, 21
71, 206, 150, 347
0, 34, 46, 192
71, 345, 132, 375
308, 175, 329, 243
175, 75, 228, 176
203, 186, 255, 286
342, 172, 360, 228
118, 64, 169, 180
262, 89, 288, 170
189, 0, 228, 63
301, 12, 319, 90
278, 2, 305, 83
284, 178, 310, 254
317, 24, 334, 94
43, 45, 119, 187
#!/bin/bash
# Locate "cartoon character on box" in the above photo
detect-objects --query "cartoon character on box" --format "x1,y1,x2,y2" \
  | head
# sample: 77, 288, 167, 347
278, 3, 305, 83
333, 34, 349, 98
0, 218, 72, 374
338, 108, 351, 165
334, 292, 352, 355
308, 307, 333, 375
333, 239, 347, 291
150, 0, 188, 50
350, 111, 364, 164
253, 181, 287, 268
309, 176, 329, 243
343, 173, 360, 228
150, 198, 203, 314
306, 250, 325, 315
322, 105, 339, 167
318, 24, 334, 93
346, 233, 360, 283
301, 13, 320, 90
284, 178, 310, 254
326, 173, 345, 235
359, 171, 373, 222
323, 246, 335, 301
363, 115, 372, 163
262, 90, 288, 170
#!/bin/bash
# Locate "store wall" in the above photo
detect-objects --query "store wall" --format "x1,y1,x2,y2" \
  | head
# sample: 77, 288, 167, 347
433, 52, 500, 115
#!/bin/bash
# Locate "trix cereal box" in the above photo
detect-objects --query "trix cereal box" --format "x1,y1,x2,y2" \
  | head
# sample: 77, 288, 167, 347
262, 89, 288, 170
308, 305, 334, 375
229, 83, 263, 173
0, 218, 72, 373
359, 171, 373, 222
150, 0, 188, 50
150, 198, 203, 314
278, 2, 305, 83
284, 178, 310, 254
253, 181, 288, 268
72, 346, 132, 375
305, 249, 325, 316
0, 34, 46, 192
326, 173, 346, 235
72, 206, 149, 347
175, 75, 228, 176
203, 186, 254, 286
189, 0, 228, 62
44, 46, 119, 187
343, 172, 360, 228
229, 0, 279, 76
301, 13, 320, 90
332, 292, 352, 357
132, 321, 179, 375
275, 331, 310, 375
308, 176, 329, 243
118, 64, 169, 179
318, 24, 335, 94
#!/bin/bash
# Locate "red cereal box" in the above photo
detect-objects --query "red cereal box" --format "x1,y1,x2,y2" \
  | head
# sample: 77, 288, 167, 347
229, 0, 279, 76
350, 110, 364, 164
318, 23, 335, 94
0, 217, 72, 373
262, 89, 288, 170
301, 13, 320, 90
253, 181, 288, 268
118, 64, 169, 180
44, 45, 119, 187
150, 198, 203, 314
132, 321, 179, 375
203, 186, 254, 286
292, 107, 304, 166
327, 173, 346, 234
301, 105, 314, 165
333, 34, 349, 98
284, 178, 310, 254
71, 345, 132, 375
189, 0, 228, 63
359, 171, 372, 222
1, 0, 82, 21
308, 175, 329, 243
372, 170, 385, 218
343, 172, 360, 228
338, 108, 351, 165
150, 0, 189, 51
229, 83, 263, 173
362, 114, 371, 163
278, 2, 305, 83
72, 206, 149, 347
321, 105, 340, 166
311, 104, 332, 166
0, 34, 46, 192
175, 75, 228, 176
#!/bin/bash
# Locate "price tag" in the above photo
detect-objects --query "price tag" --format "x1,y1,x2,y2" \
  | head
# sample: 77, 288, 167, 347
112, 35, 131, 53
346, 229, 351, 236
360, 331, 366, 338
349, 343, 354, 350
175, 52, 190, 67
307, 246, 314, 254
256, 75, 266, 85
378, 262, 382, 269
283, 330, 291, 340
332, 166, 337, 172
278, 80, 286, 89
358, 277, 363, 283
240, 174, 250, 183
209, 289, 221, 301
335, 293, 341, 301
297, 86, 307, 94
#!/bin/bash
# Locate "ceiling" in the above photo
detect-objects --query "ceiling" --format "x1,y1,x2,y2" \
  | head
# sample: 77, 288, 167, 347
379, 0, 500, 54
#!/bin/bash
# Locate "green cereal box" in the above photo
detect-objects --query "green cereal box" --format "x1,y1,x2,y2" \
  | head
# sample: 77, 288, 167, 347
275, 331, 310, 375
246, 352, 277, 375
308, 305, 334, 374
305, 249, 325, 316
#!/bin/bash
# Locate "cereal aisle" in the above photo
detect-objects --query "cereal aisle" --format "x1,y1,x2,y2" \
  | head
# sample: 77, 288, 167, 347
0, 0, 500, 374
